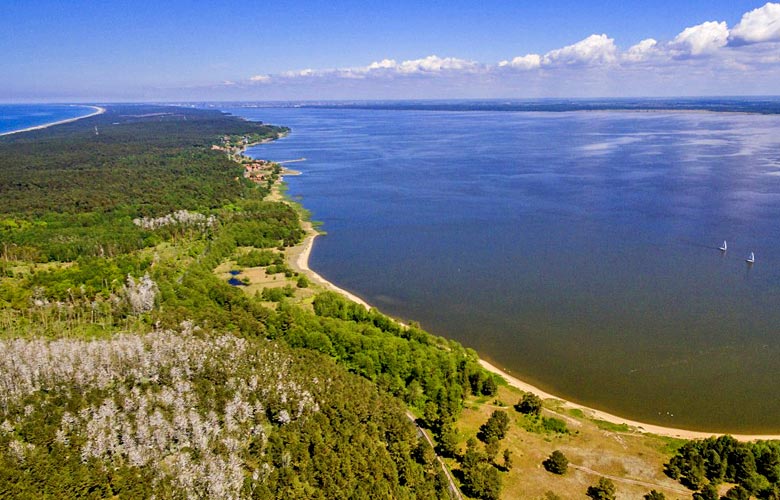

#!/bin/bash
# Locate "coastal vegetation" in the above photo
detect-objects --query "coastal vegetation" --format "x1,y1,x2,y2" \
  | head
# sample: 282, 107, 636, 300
587, 477, 617, 499
4, 103, 780, 499
665, 435, 780, 498
0, 105, 486, 498
543, 450, 569, 475
0, 330, 443, 498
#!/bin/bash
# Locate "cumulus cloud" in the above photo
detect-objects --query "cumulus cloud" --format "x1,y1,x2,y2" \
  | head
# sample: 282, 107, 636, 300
367, 59, 397, 70
498, 54, 542, 70
250, 55, 480, 83
670, 21, 729, 56
281, 69, 316, 78
359, 55, 479, 74
623, 38, 659, 62
730, 2, 780, 44
542, 34, 618, 65
245, 3, 780, 92
398, 55, 478, 73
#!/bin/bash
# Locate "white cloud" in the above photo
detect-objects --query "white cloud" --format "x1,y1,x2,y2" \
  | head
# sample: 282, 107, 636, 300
623, 38, 659, 62
346, 55, 480, 77
244, 3, 780, 95
265, 55, 479, 81
542, 34, 618, 65
394, 55, 479, 74
730, 2, 780, 44
498, 54, 542, 70
367, 59, 397, 70
287, 69, 316, 77
670, 21, 729, 56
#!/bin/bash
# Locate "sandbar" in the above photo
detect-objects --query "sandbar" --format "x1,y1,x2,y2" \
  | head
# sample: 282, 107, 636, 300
0, 105, 105, 137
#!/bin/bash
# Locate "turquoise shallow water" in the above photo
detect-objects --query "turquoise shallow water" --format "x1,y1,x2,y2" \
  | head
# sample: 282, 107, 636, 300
232, 104, 780, 432
0, 104, 96, 135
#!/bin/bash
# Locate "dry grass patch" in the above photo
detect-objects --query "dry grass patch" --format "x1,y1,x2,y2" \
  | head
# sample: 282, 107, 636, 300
452, 384, 692, 499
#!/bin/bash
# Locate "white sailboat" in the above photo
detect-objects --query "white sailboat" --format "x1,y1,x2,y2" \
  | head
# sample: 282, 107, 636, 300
746, 252, 755, 264
719, 240, 727, 252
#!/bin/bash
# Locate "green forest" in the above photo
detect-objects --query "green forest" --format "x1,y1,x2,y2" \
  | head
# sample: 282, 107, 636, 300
0, 105, 493, 498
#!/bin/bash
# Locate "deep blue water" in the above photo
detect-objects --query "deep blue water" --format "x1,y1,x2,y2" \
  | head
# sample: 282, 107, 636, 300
0, 104, 97, 135
230, 105, 780, 432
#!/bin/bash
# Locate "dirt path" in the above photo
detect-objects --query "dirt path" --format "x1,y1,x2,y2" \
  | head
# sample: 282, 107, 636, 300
406, 411, 463, 500
569, 464, 692, 496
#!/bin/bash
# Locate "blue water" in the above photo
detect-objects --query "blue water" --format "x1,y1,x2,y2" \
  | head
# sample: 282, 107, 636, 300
0, 104, 97, 135
229, 104, 780, 432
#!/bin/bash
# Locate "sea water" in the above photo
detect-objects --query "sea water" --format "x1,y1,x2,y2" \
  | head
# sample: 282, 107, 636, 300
230, 103, 780, 432
0, 104, 97, 135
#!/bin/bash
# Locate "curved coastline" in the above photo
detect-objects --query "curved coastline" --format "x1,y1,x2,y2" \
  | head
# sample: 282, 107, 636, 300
287, 212, 780, 442
0, 105, 105, 137
289, 219, 371, 310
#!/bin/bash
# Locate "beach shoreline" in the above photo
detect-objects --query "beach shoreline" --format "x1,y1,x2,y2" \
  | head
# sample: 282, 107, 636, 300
288, 217, 372, 310
254, 144, 780, 443
285, 195, 780, 443
0, 105, 105, 137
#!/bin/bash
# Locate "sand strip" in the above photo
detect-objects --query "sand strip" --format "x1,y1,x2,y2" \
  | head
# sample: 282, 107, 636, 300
478, 359, 780, 441
292, 217, 780, 442
0, 105, 105, 137
290, 220, 371, 309
268, 152, 780, 443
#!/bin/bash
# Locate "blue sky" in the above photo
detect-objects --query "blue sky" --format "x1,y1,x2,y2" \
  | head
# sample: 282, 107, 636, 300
2, 0, 779, 101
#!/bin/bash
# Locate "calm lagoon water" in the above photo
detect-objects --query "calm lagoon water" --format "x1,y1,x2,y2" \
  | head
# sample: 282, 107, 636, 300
0, 104, 96, 135
230, 106, 780, 432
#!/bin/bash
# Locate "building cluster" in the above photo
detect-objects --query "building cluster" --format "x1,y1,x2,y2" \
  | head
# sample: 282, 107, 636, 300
243, 159, 274, 183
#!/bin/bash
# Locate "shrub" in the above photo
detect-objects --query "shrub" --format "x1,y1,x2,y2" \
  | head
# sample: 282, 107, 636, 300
235, 249, 278, 267
261, 285, 295, 302
480, 376, 498, 396
516, 392, 543, 416
542, 416, 568, 434
692, 484, 718, 500
723, 485, 750, 500
586, 478, 616, 500
478, 410, 510, 443
543, 450, 569, 475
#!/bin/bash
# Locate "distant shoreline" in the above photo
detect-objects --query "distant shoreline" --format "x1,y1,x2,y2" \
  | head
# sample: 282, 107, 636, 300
0, 105, 105, 137
259, 131, 780, 443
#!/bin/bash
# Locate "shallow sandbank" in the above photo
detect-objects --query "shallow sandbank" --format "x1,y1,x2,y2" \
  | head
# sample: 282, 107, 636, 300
0, 105, 105, 137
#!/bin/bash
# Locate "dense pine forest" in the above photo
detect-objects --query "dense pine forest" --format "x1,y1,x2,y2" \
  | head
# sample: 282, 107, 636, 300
0, 105, 490, 498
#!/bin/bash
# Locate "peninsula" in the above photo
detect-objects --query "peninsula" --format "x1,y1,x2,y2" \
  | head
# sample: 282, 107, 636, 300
0, 105, 105, 137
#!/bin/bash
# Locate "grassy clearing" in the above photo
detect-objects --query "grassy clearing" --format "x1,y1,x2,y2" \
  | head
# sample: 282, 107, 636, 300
452, 383, 692, 499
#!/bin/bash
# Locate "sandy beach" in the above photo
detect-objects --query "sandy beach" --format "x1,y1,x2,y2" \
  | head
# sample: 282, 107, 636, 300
0, 105, 105, 137
478, 359, 780, 441
284, 198, 780, 443
288, 219, 372, 309
224, 127, 780, 446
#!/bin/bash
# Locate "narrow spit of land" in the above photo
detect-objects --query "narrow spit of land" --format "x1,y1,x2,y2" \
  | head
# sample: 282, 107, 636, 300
0, 105, 105, 137
275, 165, 780, 444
